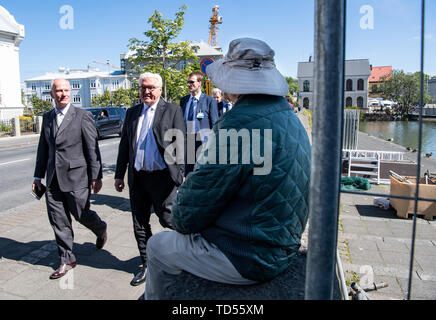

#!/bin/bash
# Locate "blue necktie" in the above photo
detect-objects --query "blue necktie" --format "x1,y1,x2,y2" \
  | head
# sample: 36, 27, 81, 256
187, 97, 197, 121
134, 106, 151, 171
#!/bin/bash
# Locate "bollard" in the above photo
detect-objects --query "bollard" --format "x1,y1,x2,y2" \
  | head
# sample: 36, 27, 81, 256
12, 116, 21, 137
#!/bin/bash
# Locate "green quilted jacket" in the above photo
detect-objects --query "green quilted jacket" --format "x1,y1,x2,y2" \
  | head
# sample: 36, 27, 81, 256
172, 94, 311, 282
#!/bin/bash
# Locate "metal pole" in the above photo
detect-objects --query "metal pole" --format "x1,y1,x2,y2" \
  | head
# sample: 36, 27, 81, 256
305, 0, 346, 300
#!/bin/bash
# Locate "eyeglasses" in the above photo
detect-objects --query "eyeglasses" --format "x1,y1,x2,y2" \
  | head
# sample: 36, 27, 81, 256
187, 80, 197, 85
141, 86, 159, 92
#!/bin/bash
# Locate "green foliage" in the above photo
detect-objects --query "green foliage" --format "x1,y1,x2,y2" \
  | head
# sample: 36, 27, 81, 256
380, 70, 432, 116
285, 76, 298, 96
30, 94, 52, 115
127, 5, 198, 102
92, 88, 137, 107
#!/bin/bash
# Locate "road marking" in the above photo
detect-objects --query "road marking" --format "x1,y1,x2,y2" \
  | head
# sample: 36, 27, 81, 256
0, 158, 31, 166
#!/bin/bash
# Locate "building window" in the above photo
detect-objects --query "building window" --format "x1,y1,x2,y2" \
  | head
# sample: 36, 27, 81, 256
346, 97, 353, 107
71, 81, 80, 89
73, 95, 81, 103
303, 80, 310, 92
112, 80, 120, 90
44, 82, 51, 90
31, 83, 36, 91
90, 80, 96, 88
357, 96, 364, 108
303, 97, 310, 109
357, 79, 364, 91
44, 96, 53, 102
346, 79, 353, 91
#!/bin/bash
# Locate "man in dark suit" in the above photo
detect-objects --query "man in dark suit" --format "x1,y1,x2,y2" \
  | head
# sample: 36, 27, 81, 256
114, 72, 185, 286
180, 72, 219, 176
32, 78, 107, 280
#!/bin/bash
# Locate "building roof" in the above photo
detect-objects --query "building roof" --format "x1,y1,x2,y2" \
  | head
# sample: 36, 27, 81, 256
369, 66, 392, 83
25, 68, 126, 82
122, 41, 223, 60
0, 5, 24, 41
297, 59, 371, 78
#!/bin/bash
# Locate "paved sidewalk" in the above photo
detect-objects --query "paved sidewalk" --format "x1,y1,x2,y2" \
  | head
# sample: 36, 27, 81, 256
338, 133, 436, 300
0, 173, 167, 300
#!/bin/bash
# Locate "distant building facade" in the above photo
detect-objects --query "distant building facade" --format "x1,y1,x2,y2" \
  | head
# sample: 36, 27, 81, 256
297, 59, 371, 110
368, 66, 392, 95
24, 67, 130, 109
121, 41, 224, 76
0, 5, 25, 120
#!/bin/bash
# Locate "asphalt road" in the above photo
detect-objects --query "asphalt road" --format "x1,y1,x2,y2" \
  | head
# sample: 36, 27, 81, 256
0, 135, 121, 213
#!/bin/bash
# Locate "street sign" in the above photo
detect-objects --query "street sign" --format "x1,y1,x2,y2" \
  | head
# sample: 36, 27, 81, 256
200, 58, 214, 75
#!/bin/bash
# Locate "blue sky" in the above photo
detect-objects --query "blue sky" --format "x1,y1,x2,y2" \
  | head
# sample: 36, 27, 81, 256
2, 0, 435, 81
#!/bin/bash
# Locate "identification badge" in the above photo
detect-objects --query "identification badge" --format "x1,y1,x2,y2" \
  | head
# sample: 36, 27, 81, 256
197, 112, 205, 119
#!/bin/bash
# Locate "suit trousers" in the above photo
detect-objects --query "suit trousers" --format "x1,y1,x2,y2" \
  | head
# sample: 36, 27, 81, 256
45, 173, 107, 264
129, 168, 176, 264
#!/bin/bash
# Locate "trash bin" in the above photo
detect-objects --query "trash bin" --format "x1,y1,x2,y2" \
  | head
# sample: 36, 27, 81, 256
389, 175, 436, 220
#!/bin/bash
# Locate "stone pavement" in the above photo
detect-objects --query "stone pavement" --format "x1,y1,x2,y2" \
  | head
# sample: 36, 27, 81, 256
337, 133, 436, 300
0, 173, 167, 300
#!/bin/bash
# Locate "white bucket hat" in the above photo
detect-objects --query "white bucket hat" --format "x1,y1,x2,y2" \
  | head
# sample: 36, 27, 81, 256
206, 38, 288, 96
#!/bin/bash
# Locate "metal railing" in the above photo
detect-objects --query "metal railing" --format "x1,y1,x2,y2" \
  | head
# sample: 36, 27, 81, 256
305, 0, 435, 300
0, 120, 13, 136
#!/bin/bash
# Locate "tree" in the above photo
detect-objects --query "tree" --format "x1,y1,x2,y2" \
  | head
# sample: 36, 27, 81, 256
91, 90, 112, 107
30, 94, 52, 115
285, 76, 298, 96
127, 5, 198, 102
381, 70, 432, 118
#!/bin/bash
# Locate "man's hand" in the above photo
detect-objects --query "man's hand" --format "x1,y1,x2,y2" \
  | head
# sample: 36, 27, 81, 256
32, 179, 42, 192
114, 179, 125, 192
91, 179, 102, 194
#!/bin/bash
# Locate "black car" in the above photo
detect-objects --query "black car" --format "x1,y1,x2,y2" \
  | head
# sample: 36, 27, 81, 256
85, 107, 126, 139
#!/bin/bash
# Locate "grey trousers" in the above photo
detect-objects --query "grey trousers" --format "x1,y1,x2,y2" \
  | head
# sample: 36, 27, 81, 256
144, 231, 256, 300
45, 175, 106, 264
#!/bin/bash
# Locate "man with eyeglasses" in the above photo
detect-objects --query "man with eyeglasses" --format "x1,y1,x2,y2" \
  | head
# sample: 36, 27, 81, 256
180, 72, 219, 176
114, 72, 185, 287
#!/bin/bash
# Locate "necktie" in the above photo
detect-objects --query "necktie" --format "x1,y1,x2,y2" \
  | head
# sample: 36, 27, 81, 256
56, 111, 63, 128
187, 97, 197, 121
134, 106, 152, 171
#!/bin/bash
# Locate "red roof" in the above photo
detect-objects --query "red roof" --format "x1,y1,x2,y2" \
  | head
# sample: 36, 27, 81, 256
369, 66, 392, 82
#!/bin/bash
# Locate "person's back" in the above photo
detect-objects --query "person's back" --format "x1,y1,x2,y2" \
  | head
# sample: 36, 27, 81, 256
173, 93, 311, 281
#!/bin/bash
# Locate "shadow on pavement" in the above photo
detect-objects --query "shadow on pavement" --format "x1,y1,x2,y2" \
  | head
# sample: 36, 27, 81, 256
90, 193, 131, 213
355, 204, 400, 219
0, 237, 141, 275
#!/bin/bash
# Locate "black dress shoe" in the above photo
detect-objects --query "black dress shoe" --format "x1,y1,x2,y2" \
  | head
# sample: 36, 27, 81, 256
96, 229, 107, 249
130, 265, 147, 286
50, 261, 76, 279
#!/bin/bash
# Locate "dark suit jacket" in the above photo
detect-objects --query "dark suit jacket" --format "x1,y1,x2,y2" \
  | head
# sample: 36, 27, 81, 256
115, 99, 186, 188
180, 93, 219, 131
34, 105, 102, 192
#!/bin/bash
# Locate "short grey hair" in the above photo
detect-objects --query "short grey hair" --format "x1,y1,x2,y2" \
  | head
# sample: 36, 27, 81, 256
138, 72, 162, 88
51, 78, 70, 92
212, 88, 222, 96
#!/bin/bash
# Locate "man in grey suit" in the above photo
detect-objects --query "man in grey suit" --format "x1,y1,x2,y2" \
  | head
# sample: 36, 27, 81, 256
32, 78, 107, 280
114, 72, 185, 287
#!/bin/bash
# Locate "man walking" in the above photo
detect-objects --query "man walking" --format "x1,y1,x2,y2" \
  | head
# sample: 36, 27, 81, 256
114, 72, 185, 286
180, 72, 218, 176
33, 78, 107, 280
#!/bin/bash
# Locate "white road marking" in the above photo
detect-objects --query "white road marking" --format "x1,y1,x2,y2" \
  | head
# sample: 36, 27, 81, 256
0, 158, 32, 166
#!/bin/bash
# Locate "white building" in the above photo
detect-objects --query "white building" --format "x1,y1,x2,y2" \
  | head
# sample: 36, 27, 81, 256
121, 40, 224, 75
297, 59, 371, 110
0, 5, 25, 120
24, 66, 130, 109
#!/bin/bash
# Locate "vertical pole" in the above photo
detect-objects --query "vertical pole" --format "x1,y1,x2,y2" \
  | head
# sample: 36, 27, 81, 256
305, 0, 346, 300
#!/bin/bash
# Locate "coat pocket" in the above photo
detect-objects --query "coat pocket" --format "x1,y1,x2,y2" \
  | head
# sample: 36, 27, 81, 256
69, 159, 87, 169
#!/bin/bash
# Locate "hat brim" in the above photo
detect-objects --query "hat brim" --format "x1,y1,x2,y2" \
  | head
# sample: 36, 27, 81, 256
206, 59, 289, 96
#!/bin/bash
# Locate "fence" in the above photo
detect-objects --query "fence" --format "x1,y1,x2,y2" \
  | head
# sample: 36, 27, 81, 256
343, 109, 359, 150
19, 116, 37, 134
0, 119, 13, 136
306, 0, 435, 300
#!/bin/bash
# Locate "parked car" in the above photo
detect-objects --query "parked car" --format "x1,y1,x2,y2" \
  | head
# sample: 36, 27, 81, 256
381, 100, 393, 109
85, 106, 126, 139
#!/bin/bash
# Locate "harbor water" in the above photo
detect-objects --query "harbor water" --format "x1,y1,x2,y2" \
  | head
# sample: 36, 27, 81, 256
359, 120, 436, 156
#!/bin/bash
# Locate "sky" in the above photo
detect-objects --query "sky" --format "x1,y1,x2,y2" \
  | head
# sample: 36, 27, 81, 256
1, 0, 435, 82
